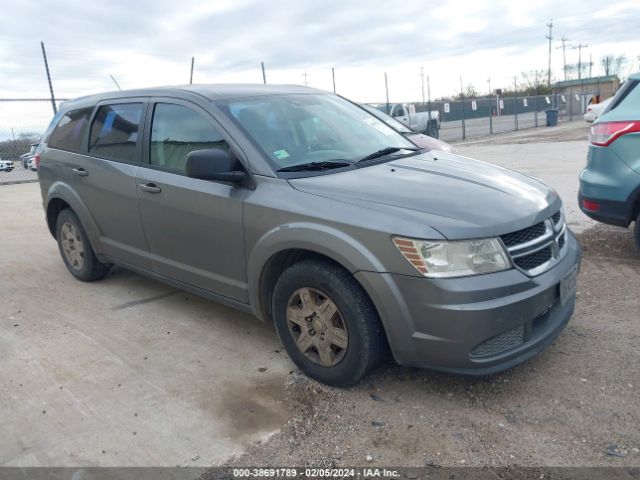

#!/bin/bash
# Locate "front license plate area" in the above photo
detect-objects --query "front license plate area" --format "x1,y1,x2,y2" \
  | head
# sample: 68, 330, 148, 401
560, 264, 578, 306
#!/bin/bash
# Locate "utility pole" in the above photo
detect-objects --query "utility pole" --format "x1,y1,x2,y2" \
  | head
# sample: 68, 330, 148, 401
109, 74, 121, 90
190, 57, 194, 84
40, 41, 57, 115
261, 62, 266, 84
589, 53, 593, 78
556, 36, 570, 81
573, 43, 588, 80
331, 67, 336, 93
302, 70, 310, 86
545, 19, 553, 86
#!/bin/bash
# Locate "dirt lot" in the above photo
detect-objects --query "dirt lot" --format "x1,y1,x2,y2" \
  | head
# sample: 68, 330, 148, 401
227, 224, 640, 467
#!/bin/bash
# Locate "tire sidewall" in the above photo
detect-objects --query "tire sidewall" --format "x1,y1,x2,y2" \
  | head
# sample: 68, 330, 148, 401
273, 262, 378, 386
56, 209, 97, 281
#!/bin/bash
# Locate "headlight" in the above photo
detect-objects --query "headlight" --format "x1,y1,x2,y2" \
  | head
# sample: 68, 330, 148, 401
392, 236, 511, 278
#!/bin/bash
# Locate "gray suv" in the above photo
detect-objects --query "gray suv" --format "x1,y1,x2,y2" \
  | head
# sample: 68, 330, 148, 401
38, 85, 581, 386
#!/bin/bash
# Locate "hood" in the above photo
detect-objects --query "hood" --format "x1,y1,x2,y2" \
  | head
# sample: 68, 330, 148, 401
406, 133, 456, 153
288, 151, 560, 239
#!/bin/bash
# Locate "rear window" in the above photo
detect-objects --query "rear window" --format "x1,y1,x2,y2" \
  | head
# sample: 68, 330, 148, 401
48, 107, 93, 152
89, 103, 143, 163
602, 79, 639, 115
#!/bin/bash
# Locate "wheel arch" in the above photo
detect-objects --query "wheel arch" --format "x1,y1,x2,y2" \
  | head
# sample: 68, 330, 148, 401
45, 181, 101, 249
247, 223, 387, 324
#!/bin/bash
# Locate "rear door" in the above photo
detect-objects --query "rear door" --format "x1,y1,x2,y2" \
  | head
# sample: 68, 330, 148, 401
70, 99, 151, 268
135, 98, 248, 302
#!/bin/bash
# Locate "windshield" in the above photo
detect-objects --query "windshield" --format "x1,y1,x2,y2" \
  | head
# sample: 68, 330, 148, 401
361, 104, 413, 134
218, 94, 415, 172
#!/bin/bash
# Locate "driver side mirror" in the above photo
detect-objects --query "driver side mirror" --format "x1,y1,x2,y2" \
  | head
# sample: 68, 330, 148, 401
185, 149, 246, 184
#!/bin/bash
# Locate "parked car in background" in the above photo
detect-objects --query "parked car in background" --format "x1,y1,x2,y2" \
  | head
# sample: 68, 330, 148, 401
579, 73, 640, 248
27, 156, 37, 171
20, 143, 39, 168
361, 104, 455, 153
584, 97, 613, 123
39, 85, 580, 386
369, 102, 440, 137
0, 160, 15, 172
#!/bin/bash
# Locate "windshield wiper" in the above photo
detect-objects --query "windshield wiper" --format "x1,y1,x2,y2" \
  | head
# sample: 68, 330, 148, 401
277, 160, 352, 172
357, 146, 419, 163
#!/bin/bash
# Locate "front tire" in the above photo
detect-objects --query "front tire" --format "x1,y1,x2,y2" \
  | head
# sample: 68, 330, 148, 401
56, 209, 111, 282
272, 259, 386, 387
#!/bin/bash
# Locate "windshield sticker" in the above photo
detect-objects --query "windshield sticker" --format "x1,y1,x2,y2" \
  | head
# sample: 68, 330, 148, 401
273, 149, 290, 160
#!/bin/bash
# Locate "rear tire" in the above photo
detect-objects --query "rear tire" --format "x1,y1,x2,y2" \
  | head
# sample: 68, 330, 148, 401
56, 209, 111, 282
272, 258, 386, 387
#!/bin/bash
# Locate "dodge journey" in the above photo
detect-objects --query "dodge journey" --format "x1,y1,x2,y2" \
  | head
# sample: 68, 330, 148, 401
38, 84, 581, 386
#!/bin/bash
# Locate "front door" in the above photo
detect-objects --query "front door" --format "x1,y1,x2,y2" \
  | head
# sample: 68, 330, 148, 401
135, 99, 248, 302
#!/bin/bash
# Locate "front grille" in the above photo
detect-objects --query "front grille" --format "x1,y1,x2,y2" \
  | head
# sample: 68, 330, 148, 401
500, 222, 546, 247
514, 246, 553, 270
500, 209, 567, 276
469, 325, 525, 358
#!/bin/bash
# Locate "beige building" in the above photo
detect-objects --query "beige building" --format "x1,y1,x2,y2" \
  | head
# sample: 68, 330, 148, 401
552, 75, 621, 116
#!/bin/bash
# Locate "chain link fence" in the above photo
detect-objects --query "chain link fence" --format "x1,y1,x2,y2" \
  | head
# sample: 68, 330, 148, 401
0, 99, 63, 184
1, 92, 593, 185
399, 92, 592, 143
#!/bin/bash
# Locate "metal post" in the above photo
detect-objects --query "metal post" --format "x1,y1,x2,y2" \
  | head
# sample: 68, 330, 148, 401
569, 89, 573, 121
332, 67, 336, 93
190, 57, 194, 84
261, 62, 267, 84
534, 95, 538, 127
488, 77, 493, 135
40, 41, 56, 115
514, 77, 518, 130
384, 72, 389, 112
427, 75, 433, 137
460, 76, 466, 141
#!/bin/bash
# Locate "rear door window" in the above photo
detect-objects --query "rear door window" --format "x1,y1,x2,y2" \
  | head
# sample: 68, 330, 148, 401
89, 103, 144, 163
48, 107, 93, 152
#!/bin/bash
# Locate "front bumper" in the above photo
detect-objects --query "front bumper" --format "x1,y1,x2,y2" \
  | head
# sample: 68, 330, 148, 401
355, 229, 581, 374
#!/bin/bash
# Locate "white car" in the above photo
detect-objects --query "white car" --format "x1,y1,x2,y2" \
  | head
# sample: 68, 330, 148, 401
584, 97, 613, 123
0, 160, 15, 172
27, 157, 37, 171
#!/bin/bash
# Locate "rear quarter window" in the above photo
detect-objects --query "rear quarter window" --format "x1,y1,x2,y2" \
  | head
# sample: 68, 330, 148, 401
602, 79, 639, 115
48, 107, 94, 152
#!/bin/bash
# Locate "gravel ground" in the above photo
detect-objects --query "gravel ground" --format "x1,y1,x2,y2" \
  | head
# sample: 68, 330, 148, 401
224, 224, 640, 468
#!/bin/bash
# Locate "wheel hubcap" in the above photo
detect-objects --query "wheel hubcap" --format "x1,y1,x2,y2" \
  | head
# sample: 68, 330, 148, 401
60, 222, 85, 270
286, 287, 348, 367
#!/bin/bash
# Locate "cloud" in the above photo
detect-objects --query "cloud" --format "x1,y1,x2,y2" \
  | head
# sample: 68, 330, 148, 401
0, 0, 639, 102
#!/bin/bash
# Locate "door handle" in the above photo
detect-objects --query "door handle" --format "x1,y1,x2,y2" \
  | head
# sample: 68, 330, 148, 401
139, 183, 161, 194
72, 168, 88, 177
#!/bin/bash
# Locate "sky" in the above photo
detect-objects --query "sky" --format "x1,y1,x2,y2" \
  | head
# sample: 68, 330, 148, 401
1, 0, 640, 137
